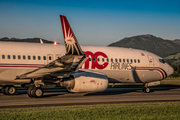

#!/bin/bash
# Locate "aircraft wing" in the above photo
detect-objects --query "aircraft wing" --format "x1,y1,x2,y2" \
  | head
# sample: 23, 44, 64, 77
17, 54, 87, 79
17, 15, 87, 79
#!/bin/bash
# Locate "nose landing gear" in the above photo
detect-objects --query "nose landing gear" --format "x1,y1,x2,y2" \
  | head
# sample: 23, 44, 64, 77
142, 81, 161, 93
142, 87, 150, 93
142, 83, 150, 93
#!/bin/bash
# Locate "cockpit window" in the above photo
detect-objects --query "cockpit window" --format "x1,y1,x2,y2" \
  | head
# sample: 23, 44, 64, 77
159, 59, 165, 64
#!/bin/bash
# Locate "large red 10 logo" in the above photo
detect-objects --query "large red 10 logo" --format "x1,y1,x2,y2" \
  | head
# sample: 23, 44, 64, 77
83, 51, 109, 69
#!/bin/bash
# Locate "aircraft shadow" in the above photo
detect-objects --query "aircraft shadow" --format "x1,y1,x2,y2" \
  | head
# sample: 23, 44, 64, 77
0, 86, 179, 97
86, 86, 180, 96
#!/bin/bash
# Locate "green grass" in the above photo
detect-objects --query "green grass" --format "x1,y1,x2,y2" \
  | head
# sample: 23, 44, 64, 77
161, 79, 180, 86
1, 102, 180, 120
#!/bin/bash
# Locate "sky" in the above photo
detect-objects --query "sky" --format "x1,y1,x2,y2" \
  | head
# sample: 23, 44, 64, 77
0, 0, 180, 46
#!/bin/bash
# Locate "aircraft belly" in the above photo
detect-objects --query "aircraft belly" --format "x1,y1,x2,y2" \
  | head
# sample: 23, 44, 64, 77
97, 70, 135, 83
135, 71, 162, 83
95, 69, 162, 83
0, 67, 35, 84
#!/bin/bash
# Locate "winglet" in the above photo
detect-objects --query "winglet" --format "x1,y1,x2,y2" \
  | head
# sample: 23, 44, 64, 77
40, 39, 43, 44
60, 15, 84, 55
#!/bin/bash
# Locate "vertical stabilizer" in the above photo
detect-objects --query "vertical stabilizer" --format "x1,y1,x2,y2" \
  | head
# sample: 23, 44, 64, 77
60, 15, 84, 55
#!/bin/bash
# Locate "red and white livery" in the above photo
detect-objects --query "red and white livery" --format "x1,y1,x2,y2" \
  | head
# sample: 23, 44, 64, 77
0, 15, 174, 97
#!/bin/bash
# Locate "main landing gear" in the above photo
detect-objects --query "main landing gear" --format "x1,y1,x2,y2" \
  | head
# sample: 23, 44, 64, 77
142, 83, 150, 93
27, 86, 44, 98
2, 85, 16, 95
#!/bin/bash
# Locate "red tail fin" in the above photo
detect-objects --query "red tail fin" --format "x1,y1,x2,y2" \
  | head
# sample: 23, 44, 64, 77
60, 15, 84, 55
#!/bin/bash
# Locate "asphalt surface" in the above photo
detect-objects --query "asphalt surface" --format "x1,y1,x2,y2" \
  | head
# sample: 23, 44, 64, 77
0, 87, 180, 108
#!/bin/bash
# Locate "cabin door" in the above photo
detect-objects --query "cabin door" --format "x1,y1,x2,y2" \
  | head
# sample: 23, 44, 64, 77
55, 54, 61, 59
147, 55, 154, 67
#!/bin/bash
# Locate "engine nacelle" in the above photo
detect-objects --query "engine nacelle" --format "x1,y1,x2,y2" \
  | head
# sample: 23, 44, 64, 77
61, 71, 109, 93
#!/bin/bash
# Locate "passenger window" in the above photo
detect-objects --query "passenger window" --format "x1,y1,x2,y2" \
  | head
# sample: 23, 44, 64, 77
138, 59, 140, 63
131, 59, 133, 63
119, 59, 121, 62
89, 58, 91, 61
107, 58, 109, 62
38, 56, 41, 60
23, 55, 26, 60
18, 55, 21, 59
123, 59, 125, 62
111, 59, 113, 62
2, 55, 5, 59
134, 59, 136, 63
28, 56, 31, 60
115, 59, 117, 62
127, 59, 129, 63
43, 56, 46, 60
49, 56, 51, 60
13, 55, 16, 59
8, 55, 10, 59
102, 58, 104, 62
93, 58, 96, 61
97, 58, 99, 62
33, 56, 36, 60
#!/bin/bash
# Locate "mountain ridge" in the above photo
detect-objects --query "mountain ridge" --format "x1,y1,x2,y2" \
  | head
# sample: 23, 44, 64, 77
0, 37, 54, 43
1, 35, 180, 58
108, 34, 180, 58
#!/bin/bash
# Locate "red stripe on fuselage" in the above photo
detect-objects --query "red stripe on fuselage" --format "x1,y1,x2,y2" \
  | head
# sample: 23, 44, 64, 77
0, 65, 41, 68
135, 68, 165, 79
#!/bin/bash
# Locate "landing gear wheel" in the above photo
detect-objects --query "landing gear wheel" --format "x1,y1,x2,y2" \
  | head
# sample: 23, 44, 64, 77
2, 85, 16, 95
32, 87, 43, 98
4, 86, 10, 95
27, 86, 35, 98
8, 86, 16, 95
2, 86, 7, 95
143, 87, 150, 93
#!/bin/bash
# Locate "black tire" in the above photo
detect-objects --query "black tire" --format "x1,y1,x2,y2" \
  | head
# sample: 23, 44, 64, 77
32, 87, 43, 98
4, 86, 10, 95
145, 87, 150, 93
2, 86, 6, 95
8, 86, 16, 95
2, 85, 7, 95
143, 87, 150, 93
27, 86, 35, 98
142, 87, 145, 92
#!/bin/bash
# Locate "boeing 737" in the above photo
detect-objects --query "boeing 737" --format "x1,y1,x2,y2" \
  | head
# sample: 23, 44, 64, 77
0, 15, 174, 98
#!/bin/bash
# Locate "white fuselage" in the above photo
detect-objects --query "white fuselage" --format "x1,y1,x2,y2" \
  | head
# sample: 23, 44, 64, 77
0, 42, 173, 85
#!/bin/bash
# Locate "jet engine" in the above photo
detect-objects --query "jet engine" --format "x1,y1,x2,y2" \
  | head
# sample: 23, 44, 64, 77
61, 71, 109, 93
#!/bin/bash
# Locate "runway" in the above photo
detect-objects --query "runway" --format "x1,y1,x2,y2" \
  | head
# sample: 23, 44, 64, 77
0, 87, 180, 108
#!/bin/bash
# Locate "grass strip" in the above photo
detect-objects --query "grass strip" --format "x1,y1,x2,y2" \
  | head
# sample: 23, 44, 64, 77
0, 102, 180, 120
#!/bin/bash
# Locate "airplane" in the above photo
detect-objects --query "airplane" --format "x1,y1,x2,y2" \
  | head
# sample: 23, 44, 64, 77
0, 15, 174, 98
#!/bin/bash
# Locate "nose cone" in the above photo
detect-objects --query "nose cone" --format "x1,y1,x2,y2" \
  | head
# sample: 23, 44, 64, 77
166, 64, 174, 77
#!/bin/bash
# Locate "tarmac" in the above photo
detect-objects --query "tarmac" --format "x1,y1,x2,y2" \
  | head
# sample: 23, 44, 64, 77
0, 87, 180, 108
